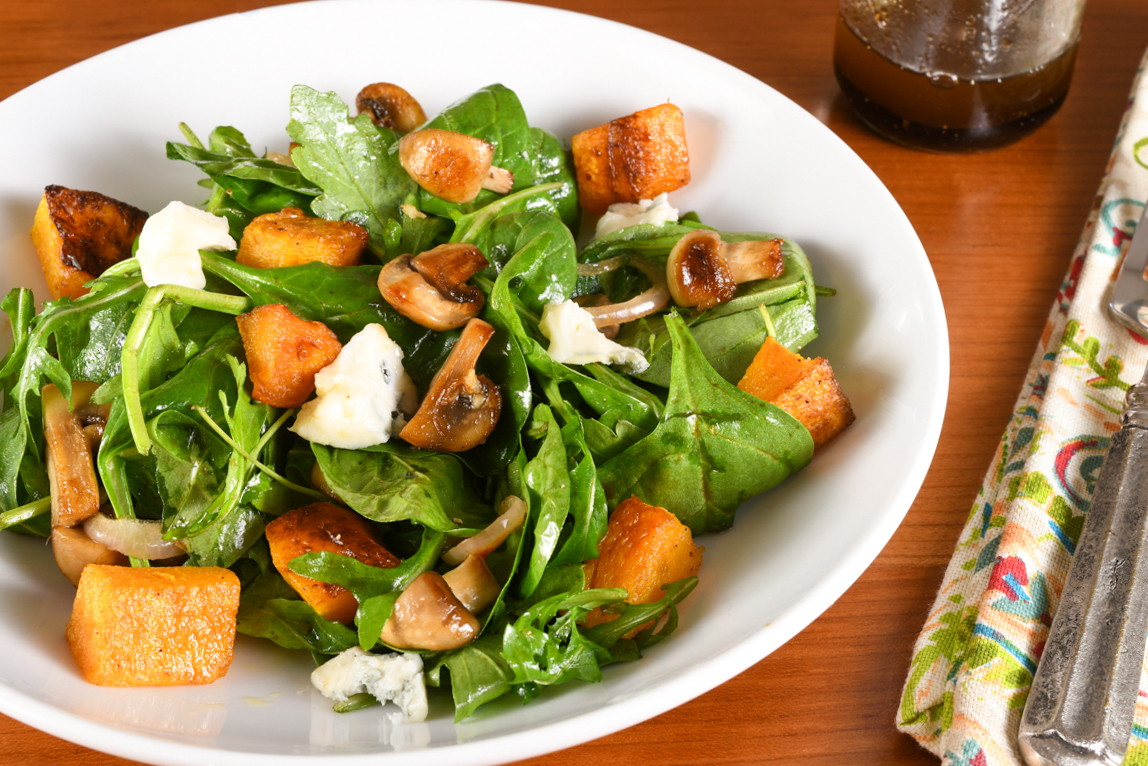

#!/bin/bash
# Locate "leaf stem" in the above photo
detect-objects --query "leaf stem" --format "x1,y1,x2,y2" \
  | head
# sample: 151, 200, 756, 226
193, 405, 326, 501
122, 284, 253, 454
0, 496, 50, 531
451, 182, 563, 245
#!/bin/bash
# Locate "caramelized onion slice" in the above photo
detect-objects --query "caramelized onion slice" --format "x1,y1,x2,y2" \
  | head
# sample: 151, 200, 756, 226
575, 254, 671, 328
82, 513, 185, 560
442, 495, 527, 566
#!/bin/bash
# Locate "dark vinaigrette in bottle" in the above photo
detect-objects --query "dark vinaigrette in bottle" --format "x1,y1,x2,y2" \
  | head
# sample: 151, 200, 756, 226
833, 15, 1077, 153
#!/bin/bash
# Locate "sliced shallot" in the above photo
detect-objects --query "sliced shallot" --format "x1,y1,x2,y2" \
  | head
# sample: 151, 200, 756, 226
82, 513, 185, 560
442, 495, 527, 566
575, 255, 671, 328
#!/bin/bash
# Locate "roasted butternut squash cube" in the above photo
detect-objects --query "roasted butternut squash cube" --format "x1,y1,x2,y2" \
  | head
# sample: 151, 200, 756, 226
737, 337, 855, 450
572, 103, 691, 215
66, 564, 240, 686
265, 502, 400, 624
236, 207, 368, 269
30, 185, 148, 300
236, 304, 341, 408
584, 496, 701, 630
736, 336, 814, 402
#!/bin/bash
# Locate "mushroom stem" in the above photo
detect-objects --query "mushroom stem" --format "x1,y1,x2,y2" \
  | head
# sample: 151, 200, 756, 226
483, 165, 514, 194
43, 381, 103, 529
442, 554, 502, 614
724, 239, 785, 283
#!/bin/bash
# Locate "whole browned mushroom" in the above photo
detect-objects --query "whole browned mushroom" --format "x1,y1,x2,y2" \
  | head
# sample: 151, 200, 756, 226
398, 129, 514, 204
377, 243, 489, 332
400, 318, 502, 453
380, 571, 480, 651
666, 229, 785, 311
355, 82, 427, 133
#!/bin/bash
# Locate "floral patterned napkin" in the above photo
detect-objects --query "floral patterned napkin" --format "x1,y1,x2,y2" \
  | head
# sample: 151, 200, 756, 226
897, 48, 1148, 766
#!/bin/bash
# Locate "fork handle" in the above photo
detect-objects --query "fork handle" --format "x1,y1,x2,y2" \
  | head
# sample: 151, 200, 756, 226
1019, 378, 1148, 766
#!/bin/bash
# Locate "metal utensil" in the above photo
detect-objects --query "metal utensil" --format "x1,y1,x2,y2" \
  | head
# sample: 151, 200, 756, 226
1018, 202, 1148, 766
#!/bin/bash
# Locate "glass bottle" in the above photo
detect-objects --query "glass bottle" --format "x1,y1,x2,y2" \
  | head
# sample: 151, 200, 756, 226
834, 0, 1087, 152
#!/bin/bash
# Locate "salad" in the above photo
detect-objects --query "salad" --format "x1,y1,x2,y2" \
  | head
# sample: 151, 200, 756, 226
0, 81, 848, 722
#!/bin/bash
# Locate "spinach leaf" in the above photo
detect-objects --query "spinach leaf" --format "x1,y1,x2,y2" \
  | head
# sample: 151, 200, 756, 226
474, 209, 577, 315
623, 296, 817, 388
311, 441, 491, 534
484, 231, 661, 434
550, 415, 607, 567
598, 313, 814, 535
287, 85, 415, 258
428, 631, 514, 722
519, 405, 571, 597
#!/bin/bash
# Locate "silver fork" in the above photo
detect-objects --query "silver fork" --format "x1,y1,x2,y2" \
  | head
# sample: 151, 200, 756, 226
1018, 201, 1148, 766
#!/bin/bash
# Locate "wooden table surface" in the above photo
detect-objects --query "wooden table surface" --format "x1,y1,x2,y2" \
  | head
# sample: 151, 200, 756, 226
3, 0, 1147, 764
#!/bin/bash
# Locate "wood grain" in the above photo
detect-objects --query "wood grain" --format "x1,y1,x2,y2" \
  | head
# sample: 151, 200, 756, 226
1, 0, 1146, 764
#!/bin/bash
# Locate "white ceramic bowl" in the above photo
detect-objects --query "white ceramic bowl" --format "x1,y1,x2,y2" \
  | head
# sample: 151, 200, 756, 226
0, 1, 948, 763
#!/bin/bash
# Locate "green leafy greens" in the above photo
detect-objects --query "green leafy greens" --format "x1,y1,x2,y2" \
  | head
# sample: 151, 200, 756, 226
0, 81, 839, 724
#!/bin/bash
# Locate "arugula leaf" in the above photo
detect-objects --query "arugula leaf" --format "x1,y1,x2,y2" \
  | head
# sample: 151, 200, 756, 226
598, 313, 814, 534
236, 566, 358, 654
287, 86, 415, 257
287, 526, 445, 650
168, 125, 321, 196
0, 271, 147, 510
